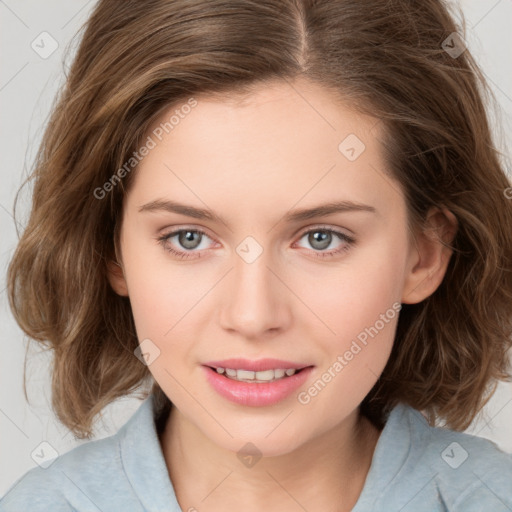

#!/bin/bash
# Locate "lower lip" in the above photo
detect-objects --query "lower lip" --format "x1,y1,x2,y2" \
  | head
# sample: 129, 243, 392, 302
202, 365, 314, 407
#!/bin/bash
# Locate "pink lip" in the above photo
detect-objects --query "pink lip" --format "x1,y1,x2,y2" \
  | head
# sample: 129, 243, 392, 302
202, 364, 314, 407
203, 358, 310, 372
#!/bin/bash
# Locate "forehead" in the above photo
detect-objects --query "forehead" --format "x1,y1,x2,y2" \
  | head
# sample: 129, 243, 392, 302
127, 78, 403, 225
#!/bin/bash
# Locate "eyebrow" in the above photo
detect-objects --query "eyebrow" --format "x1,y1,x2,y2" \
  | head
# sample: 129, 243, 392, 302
138, 198, 377, 225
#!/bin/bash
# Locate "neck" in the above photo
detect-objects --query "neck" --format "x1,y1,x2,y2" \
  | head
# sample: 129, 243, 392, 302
159, 404, 381, 512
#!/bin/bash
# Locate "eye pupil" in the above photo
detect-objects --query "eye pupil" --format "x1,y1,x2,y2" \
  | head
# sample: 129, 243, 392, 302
309, 231, 331, 250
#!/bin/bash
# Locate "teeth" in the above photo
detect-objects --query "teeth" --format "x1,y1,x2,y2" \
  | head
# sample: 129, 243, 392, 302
214, 367, 299, 382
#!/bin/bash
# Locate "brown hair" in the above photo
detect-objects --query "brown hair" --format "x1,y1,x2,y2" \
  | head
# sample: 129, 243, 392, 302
8, 0, 512, 438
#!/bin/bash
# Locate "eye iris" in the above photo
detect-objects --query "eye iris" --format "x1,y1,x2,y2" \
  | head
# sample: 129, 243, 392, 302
309, 231, 331, 250
179, 230, 201, 249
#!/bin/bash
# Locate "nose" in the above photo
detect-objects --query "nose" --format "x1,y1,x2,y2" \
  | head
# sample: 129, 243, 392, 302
219, 246, 292, 340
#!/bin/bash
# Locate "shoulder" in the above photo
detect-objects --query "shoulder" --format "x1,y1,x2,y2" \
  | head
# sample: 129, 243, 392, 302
422, 420, 512, 509
2, 394, 177, 511
392, 404, 512, 511
0, 433, 125, 511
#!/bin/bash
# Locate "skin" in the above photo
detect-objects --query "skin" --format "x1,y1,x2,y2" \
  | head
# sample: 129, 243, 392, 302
108, 78, 457, 511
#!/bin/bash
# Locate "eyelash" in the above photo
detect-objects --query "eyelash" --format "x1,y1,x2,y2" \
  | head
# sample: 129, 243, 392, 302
156, 226, 356, 260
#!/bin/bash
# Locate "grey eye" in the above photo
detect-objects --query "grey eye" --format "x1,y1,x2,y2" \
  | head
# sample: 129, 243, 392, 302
177, 230, 203, 250
307, 231, 332, 250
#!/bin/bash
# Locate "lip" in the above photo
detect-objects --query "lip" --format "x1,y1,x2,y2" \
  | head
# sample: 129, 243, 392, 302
203, 358, 310, 372
202, 364, 314, 407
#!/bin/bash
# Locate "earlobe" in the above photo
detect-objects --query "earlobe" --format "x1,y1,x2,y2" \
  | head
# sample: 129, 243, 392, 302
401, 207, 458, 304
107, 260, 129, 297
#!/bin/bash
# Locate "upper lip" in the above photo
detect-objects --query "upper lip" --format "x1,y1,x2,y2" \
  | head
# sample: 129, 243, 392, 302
203, 358, 313, 372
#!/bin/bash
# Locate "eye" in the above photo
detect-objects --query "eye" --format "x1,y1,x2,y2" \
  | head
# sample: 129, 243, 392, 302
157, 225, 356, 260
157, 228, 215, 260
294, 227, 355, 258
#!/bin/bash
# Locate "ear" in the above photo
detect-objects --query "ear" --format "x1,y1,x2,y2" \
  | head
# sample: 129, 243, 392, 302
107, 260, 129, 297
401, 207, 458, 304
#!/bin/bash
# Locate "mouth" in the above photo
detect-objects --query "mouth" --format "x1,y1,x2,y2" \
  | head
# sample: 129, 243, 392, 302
202, 362, 315, 407
205, 365, 310, 383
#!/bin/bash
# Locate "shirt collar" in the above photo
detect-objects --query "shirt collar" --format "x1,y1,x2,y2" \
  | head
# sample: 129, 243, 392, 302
118, 395, 425, 511
118, 393, 181, 512
352, 402, 432, 510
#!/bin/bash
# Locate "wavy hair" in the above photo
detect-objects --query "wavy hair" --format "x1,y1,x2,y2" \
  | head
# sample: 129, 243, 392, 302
8, 0, 512, 437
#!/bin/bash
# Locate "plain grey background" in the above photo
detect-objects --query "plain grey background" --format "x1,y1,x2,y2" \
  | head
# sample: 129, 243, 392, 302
1, 0, 512, 496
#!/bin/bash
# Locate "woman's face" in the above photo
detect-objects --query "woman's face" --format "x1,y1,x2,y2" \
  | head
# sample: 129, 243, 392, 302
110, 78, 445, 456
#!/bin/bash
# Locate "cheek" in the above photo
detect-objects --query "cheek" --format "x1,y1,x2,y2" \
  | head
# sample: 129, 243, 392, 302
300, 237, 405, 341
297, 279, 399, 416
125, 271, 173, 339
295, 237, 404, 396
123, 252, 202, 393
121, 234, 205, 337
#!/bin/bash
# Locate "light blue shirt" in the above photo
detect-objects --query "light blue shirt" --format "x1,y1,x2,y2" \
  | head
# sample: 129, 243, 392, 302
2, 393, 512, 511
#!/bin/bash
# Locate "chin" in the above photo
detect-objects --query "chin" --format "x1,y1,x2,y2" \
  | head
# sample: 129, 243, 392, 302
200, 415, 310, 458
